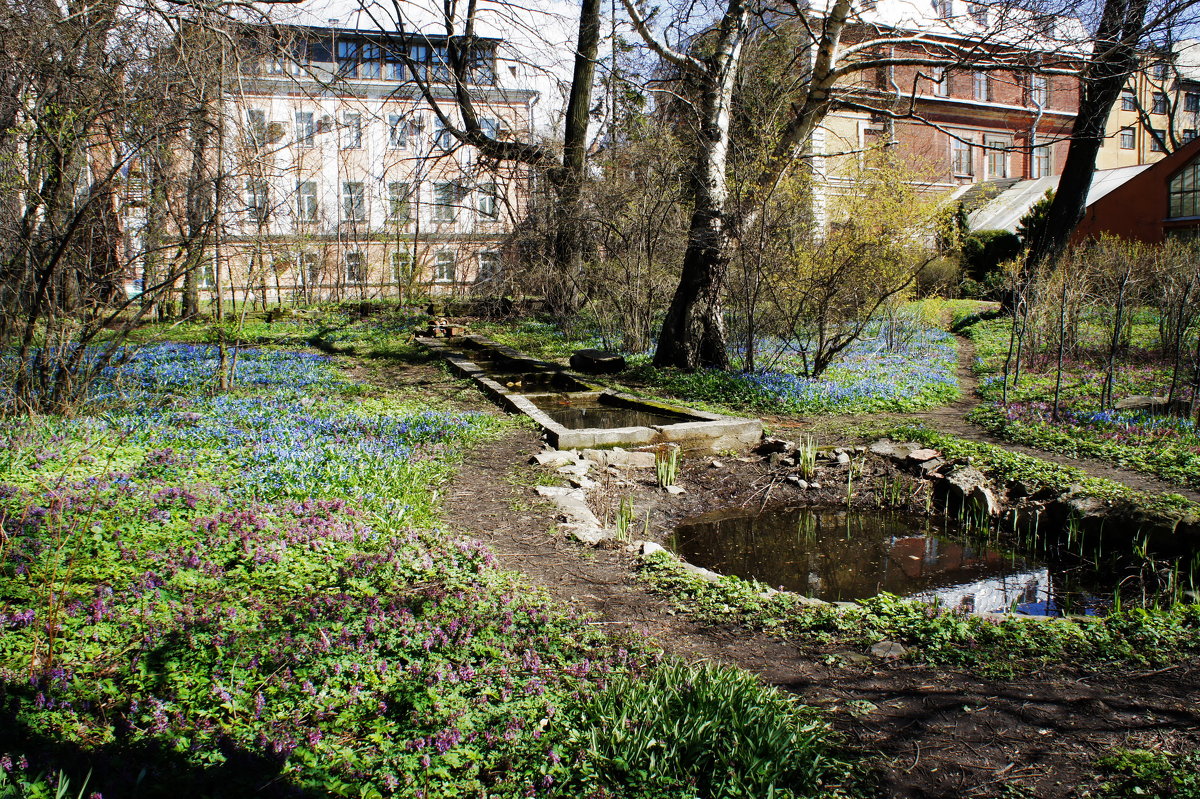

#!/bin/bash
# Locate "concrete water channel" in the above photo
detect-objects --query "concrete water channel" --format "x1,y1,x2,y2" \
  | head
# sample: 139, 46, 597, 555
417, 334, 762, 452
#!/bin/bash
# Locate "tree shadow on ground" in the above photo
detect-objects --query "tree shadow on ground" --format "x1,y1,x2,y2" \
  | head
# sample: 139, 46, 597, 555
0, 689, 336, 799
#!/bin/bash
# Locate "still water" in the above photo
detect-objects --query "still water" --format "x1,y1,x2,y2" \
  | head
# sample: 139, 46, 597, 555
669, 507, 1157, 616
531, 396, 695, 430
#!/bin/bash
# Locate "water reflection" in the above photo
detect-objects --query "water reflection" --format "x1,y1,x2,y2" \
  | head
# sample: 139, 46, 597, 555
530, 397, 694, 430
670, 507, 1116, 616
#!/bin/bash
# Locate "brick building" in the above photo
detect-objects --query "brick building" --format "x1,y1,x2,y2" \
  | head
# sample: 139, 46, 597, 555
815, 0, 1082, 198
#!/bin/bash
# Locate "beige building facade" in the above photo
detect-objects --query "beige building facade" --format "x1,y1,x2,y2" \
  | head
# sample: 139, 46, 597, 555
194, 24, 538, 305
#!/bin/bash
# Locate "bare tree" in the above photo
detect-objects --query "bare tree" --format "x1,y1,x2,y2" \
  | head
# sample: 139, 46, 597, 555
1025, 0, 1200, 269
621, 0, 1079, 369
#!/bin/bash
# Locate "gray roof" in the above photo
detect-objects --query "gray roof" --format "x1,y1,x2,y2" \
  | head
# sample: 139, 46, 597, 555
962, 165, 1151, 233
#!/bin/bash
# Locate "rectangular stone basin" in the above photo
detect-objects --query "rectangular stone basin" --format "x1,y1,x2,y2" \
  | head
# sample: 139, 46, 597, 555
417, 335, 762, 453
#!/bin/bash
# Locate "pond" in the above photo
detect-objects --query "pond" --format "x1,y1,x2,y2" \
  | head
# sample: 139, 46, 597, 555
669, 506, 1196, 616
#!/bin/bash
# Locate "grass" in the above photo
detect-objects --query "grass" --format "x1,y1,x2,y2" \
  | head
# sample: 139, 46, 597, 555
0, 341, 856, 798
638, 550, 1200, 677
473, 316, 962, 416
963, 313, 1200, 490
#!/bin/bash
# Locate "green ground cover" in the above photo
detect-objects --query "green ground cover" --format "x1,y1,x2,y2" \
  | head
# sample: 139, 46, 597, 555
0, 343, 856, 798
474, 315, 962, 416
965, 317, 1200, 490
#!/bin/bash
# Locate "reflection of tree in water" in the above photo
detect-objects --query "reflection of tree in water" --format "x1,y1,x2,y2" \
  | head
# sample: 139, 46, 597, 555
671, 508, 1040, 603
673, 504, 1200, 615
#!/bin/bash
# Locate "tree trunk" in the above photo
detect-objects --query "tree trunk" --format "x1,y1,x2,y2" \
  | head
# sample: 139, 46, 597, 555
1024, 0, 1150, 270
652, 0, 745, 370
547, 0, 602, 317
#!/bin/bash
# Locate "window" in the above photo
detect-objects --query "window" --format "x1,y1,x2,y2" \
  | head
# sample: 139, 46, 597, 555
933, 0, 951, 18
1121, 91, 1137, 112
246, 109, 267, 148
344, 251, 366, 283
1120, 127, 1135, 149
391, 249, 414, 284
1152, 92, 1169, 115
295, 111, 315, 148
1186, 92, 1200, 113
300, 251, 321, 286
432, 183, 457, 221
384, 48, 405, 80
984, 136, 1008, 178
342, 112, 362, 149
1151, 129, 1167, 152
337, 40, 359, 78
360, 42, 381, 79
342, 181, 366, 222
478, 251, 500, 284
1031, 141, 1052, 178
973, 72, 990, 102
433, 117, 454, 150
479, 117, 502, 139
477, 183, 498, 219
387, 113, 410, 148
469, 47, 496, 85
931, 67, 949, 97
1185, 129, 1198, 142
1168, 157, 1200, 218
431, 46, 450, 82
296, 181, 317, 222
433, 251, 455, 283
307, 37, 333, 65
409, 44, 429, 81
1028, 75, 1049, 107
952, 137, 973, 175
246, 179, 270, 223
1153, 61, 1170, 81
969, 2, 987, 25
387, 181, 411, 221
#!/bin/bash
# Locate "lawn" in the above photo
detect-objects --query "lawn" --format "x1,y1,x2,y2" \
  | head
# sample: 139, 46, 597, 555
0, 342, 854, 798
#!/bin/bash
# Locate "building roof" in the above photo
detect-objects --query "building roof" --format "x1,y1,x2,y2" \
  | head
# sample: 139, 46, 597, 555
962, 165, 1151, 233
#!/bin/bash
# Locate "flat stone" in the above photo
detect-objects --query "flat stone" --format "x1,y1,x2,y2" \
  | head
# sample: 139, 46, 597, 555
709, 459, 725, 469
535, 486, 601, 527
564, 524, 613, 546
756, 437, 795, 455
583, 449, 657, 469
639, 541, 667, 557
569, 349, 626, 374
1066, 495, 1106, 518
868, 439, 921, 460
809, 482, 822, 490
665, 485, 686, 495
918, 458, 945, 476
834, 651, 873, 667
969, 484, 1002, 517
568, 476, 596, 489
556, 462, 593, 477
869, 640, 907, 659
907, 448, 940, 463
836, 452, 851, 466
1114, 394, 1168, 412
531, 451, 576, 467
679, 562, 724, 584
786, 475, 809, 489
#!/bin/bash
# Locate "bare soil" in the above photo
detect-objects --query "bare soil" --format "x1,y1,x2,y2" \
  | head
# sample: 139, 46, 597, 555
346, 343, 1200, 798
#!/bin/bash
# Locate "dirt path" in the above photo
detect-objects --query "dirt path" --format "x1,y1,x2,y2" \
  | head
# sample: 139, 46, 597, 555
445, 430, 1200, 799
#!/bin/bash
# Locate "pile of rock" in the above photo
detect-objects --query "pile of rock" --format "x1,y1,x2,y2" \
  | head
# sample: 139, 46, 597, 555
529, 447, 665, 546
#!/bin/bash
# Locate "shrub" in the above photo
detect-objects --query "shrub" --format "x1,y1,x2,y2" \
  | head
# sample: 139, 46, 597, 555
961, 229, 1021, 282
573, 659, 854, 798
